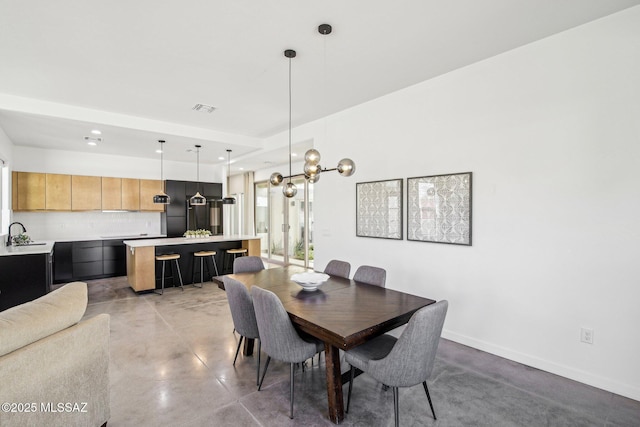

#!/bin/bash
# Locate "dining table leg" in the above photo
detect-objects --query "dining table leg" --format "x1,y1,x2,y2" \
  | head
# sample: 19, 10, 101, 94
324, 342, 345, 424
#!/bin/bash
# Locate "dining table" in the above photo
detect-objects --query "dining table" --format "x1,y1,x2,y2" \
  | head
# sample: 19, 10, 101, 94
220, 265, 436, 424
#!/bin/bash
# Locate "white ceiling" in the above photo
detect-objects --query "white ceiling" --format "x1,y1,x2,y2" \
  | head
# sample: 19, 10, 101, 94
1, 0, 638, 173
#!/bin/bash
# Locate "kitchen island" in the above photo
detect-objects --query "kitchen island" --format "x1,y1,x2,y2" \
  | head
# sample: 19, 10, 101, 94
123, 235, 260, 292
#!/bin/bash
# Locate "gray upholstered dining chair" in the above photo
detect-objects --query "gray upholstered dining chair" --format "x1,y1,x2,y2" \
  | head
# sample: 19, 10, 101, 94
251, 286, 324, 419
353, 265, 386, 287
223, 277, 262, 386
323, 259, 351, 279
233, 256, 265, 274
345, 300, 448, 427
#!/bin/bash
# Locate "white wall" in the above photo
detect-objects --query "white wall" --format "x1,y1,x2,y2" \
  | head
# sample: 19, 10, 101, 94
310, 8, 640, 400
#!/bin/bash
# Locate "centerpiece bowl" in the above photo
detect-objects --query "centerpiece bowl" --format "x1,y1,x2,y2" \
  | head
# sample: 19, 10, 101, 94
290, 272, 330, 291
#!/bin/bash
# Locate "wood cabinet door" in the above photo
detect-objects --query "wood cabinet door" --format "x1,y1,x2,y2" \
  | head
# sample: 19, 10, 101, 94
16, 172, 46, 210
122, 178, 140, 211
45, 173, 71, 210
71, 175, 102, 210
102, 177, 122, 210
139, 179, 165, 211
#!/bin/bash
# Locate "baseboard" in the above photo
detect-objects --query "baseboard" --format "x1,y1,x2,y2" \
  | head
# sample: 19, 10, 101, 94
442, 329, 640, 402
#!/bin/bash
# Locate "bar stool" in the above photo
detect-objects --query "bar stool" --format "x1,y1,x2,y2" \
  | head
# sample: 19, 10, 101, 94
224, 248, 247, 273
155, 253, 184, 295
192, 250, 219, 287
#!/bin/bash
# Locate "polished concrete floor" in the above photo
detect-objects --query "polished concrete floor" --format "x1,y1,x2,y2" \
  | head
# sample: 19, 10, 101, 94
80, 276, 640, 427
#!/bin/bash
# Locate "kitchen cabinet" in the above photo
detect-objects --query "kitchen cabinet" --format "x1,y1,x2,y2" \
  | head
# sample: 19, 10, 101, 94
72, 175, 102, 210
101, 177, 122, 210
45, 173, 72, 210
122, 178, 140, 211
139, 179, 165, 212
14, 171, 46, 210
103, 239, 126, 276
0, 252, 52, 311
53, 242, 73, 283
71, 240, 103, 279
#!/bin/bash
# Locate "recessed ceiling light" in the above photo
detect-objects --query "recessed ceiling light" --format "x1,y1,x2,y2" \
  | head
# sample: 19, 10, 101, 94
239, 167, 244, 171
218, 156, 225, 160
192, 103, 216, 113
91, 129, 101, 135
87, 141, 97, 146
291, 152, 298, 157
155, 149, 163, 154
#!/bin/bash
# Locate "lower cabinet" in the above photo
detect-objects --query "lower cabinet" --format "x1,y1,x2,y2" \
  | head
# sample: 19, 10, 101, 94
54, 239, 127, 283
0, 252, 52, 311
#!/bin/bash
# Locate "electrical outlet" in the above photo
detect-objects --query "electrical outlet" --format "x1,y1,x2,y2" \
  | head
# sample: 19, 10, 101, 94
580, 327, 594, 344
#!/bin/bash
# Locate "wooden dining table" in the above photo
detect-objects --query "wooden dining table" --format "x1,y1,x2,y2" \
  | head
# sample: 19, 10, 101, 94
220, 265, 436, 424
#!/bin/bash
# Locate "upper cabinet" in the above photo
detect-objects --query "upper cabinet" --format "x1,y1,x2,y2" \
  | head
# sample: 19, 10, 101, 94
101, 177, 122, 210
121, 178, 140, 211
12, 171, 171, 212
139, 179, 165, 212
71, 175, 102, 211
14, 172, 46, 210
46, 174, 72, 210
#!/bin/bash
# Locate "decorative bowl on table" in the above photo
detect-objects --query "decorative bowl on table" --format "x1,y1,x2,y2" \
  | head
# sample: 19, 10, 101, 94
291, 272, 330, 291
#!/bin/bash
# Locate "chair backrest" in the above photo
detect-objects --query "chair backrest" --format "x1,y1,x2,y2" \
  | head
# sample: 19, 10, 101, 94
233, 256, 265, 274
368, 300, 448, 387
324, 260, 351, 279
353, 265, 386, 287
223, 277, 259, 339
250, 286, 317, 363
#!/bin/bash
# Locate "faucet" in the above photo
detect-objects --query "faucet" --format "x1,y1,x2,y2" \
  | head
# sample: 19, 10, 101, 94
7, 222, 27, 246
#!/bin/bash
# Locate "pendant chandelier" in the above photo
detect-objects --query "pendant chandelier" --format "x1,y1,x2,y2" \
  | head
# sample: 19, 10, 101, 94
270, 25, 355, 197
189, 144, 206, 206
153, 139, 170, 204
222, 149, 236, 204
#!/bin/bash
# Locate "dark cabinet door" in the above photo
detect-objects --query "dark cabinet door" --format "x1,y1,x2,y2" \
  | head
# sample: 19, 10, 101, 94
166, 180, 187, 217
0, 253, 48, 311
53, 242, 73, 283
103, 239, 126, 276
72, 241, 103, 279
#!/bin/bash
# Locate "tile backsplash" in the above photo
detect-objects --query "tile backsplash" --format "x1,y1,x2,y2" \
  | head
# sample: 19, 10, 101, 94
13, 211, 163, 241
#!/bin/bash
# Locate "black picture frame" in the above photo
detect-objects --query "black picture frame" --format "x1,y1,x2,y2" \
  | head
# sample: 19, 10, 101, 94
356, 179, 403, 240
407, 172, 472, 245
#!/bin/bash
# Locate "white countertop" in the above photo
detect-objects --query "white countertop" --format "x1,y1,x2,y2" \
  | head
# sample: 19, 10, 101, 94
0, 241, 55, 256
123, 235, 260, 248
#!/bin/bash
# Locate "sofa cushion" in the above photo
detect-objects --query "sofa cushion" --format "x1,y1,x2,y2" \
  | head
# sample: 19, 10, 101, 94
0, 281, 88, 357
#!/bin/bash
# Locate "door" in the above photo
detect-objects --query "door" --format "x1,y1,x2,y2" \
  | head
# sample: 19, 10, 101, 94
257, 177, 313, 268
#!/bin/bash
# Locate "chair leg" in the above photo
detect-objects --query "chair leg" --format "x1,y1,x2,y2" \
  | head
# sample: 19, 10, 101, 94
393, 387, 399, 427
258, 356, 271, 390
290, 363, 295, 419
423, 381, 437, 420
256, 340, 261, 386
233, 336, 244, 366
346, 365, 355, 413
174, 259, 184, 291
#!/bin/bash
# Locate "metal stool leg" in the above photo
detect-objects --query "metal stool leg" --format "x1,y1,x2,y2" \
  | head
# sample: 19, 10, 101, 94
174, 259, 184, 291
155, 260, 166, 295
211, 255, 219, 277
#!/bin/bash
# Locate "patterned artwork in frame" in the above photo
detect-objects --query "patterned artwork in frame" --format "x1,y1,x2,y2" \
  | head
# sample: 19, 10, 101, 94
356, 179, 403, 240
407, 172, 472, 245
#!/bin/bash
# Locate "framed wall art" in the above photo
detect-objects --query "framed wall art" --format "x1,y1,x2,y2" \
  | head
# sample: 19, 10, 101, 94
356, 179, 403, 240
407, 172, 472, 245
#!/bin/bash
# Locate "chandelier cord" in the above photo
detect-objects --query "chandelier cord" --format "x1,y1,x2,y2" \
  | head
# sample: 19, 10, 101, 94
288, 54, 292, 183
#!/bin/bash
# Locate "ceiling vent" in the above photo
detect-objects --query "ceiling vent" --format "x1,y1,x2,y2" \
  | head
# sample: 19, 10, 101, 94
192, 103, 216, 113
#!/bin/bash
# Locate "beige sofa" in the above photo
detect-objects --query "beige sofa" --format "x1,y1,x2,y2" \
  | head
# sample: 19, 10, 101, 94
0, 282, 110, 427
